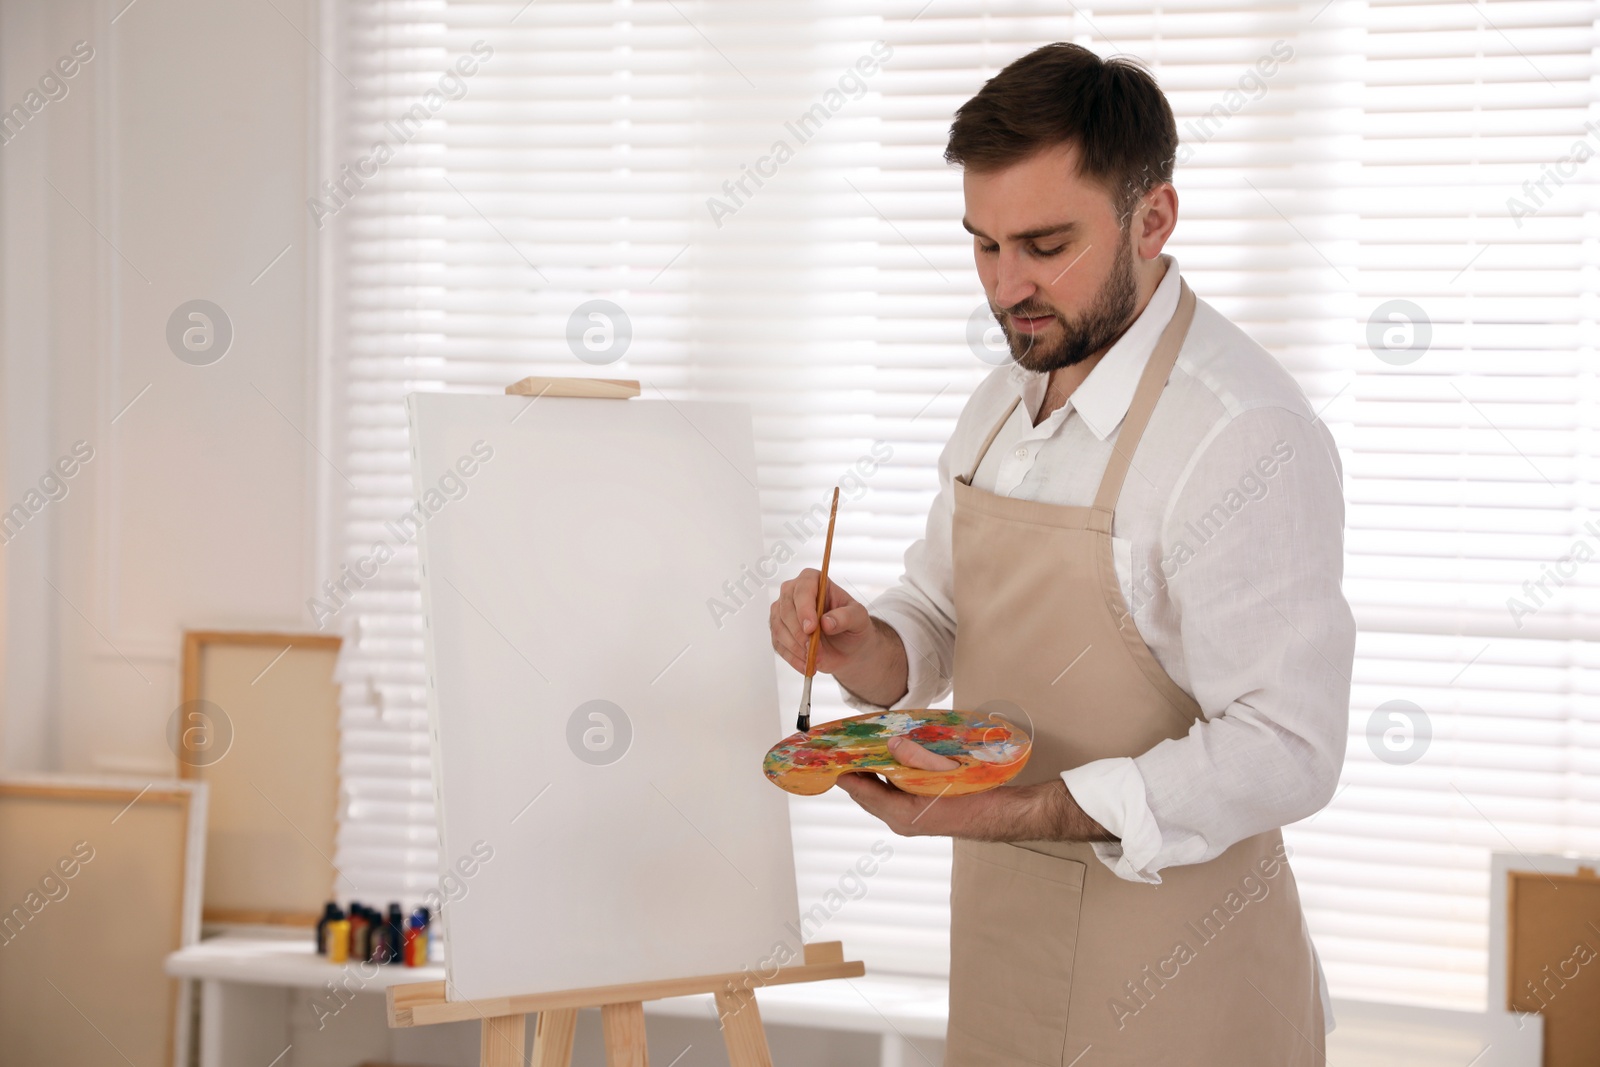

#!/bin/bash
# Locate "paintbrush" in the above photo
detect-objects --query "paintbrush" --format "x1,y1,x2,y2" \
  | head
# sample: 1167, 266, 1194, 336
797, 486, 841, 734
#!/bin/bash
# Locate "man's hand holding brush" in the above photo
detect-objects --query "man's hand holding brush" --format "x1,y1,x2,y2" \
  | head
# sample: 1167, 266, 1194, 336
769, 570, 912, 713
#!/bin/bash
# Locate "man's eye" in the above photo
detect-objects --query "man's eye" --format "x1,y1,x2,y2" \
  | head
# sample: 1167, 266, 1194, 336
978, 242, 999, 254
1033, 245, 1066, 257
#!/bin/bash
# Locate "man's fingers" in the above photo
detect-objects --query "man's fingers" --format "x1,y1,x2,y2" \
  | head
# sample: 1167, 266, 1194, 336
771, 634, 803, 672
836, 769, 931, 836
820, 576, 857, 612
772, 580, 808, 648
821, 598, 870, 638
836, 770, 894, 801
887, 735, 961, 771
790, 569, 823, 634
771, 568, 867, 675
773, 603, 803, 652
769, 607, 807, 669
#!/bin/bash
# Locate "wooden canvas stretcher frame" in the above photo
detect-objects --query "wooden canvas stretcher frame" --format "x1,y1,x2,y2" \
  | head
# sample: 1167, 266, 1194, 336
0, 775, 206, 1067
1489, 851, 1600, 1067
179, 629, 342, 926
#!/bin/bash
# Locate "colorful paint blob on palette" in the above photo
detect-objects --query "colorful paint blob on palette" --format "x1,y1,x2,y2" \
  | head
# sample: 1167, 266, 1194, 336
763, 709, 1032, 797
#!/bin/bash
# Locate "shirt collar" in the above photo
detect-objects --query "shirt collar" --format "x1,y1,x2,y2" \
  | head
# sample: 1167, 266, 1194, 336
1007, 252, 1182, 441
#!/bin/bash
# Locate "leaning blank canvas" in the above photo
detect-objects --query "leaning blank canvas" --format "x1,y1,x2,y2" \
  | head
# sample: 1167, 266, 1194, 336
0, 776, 205, 1067
407, 391, 801, 1001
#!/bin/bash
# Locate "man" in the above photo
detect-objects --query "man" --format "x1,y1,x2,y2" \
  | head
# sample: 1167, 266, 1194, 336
768, 43, 1354, 1066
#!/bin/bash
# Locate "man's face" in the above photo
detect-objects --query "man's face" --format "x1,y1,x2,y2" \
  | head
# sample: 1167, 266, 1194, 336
963, 142, 1144, 373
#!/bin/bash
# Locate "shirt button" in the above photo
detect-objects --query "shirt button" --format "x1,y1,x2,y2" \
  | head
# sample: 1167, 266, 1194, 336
1014, 447, 1029, 459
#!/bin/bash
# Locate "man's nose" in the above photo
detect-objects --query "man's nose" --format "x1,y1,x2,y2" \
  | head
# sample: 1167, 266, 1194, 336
992, 252, 1037, 310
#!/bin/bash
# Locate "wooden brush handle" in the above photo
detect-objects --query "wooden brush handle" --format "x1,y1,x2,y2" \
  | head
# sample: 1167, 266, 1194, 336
804, 487, 842, 679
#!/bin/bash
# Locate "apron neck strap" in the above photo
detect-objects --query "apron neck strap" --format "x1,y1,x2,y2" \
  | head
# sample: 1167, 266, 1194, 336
957, 396, 1022, 486
1090, 276, 1196, 515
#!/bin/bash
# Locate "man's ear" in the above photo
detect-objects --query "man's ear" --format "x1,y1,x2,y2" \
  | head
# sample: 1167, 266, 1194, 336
1135, 182, 1178, 259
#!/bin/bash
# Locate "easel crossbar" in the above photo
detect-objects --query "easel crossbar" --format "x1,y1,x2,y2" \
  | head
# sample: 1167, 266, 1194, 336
387, 941, 862, 1029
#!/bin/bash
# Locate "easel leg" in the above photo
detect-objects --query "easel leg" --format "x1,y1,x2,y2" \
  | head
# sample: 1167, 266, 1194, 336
480, 1013, 527, 1067
601, 1001, 650, 1067
713, 989, 774, 1067
532, 1007, 578, 1067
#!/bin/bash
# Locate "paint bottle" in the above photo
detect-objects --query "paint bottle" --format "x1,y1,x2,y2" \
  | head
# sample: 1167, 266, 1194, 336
368, 904, 383, 959
385, 903, 405, 964
349, 903, 370, 962
315, 901, 340, 955
326, 906, 350, 964
405, 907, 430, 967
371, 908, 393, 966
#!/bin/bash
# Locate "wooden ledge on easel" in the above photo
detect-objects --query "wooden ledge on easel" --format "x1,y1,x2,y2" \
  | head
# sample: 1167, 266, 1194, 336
505, 376, 640, 400
387, 940, 864, 1067
387, 940, 859, 1027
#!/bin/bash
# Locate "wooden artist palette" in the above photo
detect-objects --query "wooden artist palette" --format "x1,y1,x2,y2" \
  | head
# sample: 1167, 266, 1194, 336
764, 709, 1032, 797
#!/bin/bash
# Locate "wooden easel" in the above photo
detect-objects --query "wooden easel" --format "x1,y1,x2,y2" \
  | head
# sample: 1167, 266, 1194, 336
386, 940, 864, 1067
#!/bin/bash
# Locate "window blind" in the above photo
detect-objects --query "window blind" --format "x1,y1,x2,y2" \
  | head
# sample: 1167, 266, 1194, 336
1291, 0, 1600, 1010
327, 0, 1600, 1009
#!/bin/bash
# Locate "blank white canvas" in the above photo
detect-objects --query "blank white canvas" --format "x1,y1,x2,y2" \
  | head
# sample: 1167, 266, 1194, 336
407, 392, 801, 1002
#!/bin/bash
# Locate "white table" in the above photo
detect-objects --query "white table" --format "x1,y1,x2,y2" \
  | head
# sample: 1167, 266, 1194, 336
167, 936, 1541, 1067
165, 935, 945, 1067
167, 935, 452, 1067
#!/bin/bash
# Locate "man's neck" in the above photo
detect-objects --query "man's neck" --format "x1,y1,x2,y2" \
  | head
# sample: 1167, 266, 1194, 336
1033, 256, 1169, 426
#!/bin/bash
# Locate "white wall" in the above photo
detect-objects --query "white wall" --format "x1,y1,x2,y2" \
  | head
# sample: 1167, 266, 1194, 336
0, 0, 330, 774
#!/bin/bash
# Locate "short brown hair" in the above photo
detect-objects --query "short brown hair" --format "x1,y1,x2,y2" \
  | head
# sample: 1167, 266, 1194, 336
945, 43, 1177, 225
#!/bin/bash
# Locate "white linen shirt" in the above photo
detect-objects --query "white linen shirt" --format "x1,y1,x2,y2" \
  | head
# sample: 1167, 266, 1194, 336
842, 253, 1354, 885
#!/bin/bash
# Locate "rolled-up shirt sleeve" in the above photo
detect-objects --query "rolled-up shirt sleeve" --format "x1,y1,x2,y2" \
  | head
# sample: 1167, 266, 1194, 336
1065, 404, 1354, 882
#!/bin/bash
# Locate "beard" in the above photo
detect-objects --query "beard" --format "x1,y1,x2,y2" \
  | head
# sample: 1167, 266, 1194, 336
991, 226, 1139, 374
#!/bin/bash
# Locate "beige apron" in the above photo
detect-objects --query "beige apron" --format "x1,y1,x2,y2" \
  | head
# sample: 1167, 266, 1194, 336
944, 279, 1325, 1066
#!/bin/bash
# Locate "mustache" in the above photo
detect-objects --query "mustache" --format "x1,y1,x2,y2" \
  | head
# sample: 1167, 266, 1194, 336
997, 300, 1058, 320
